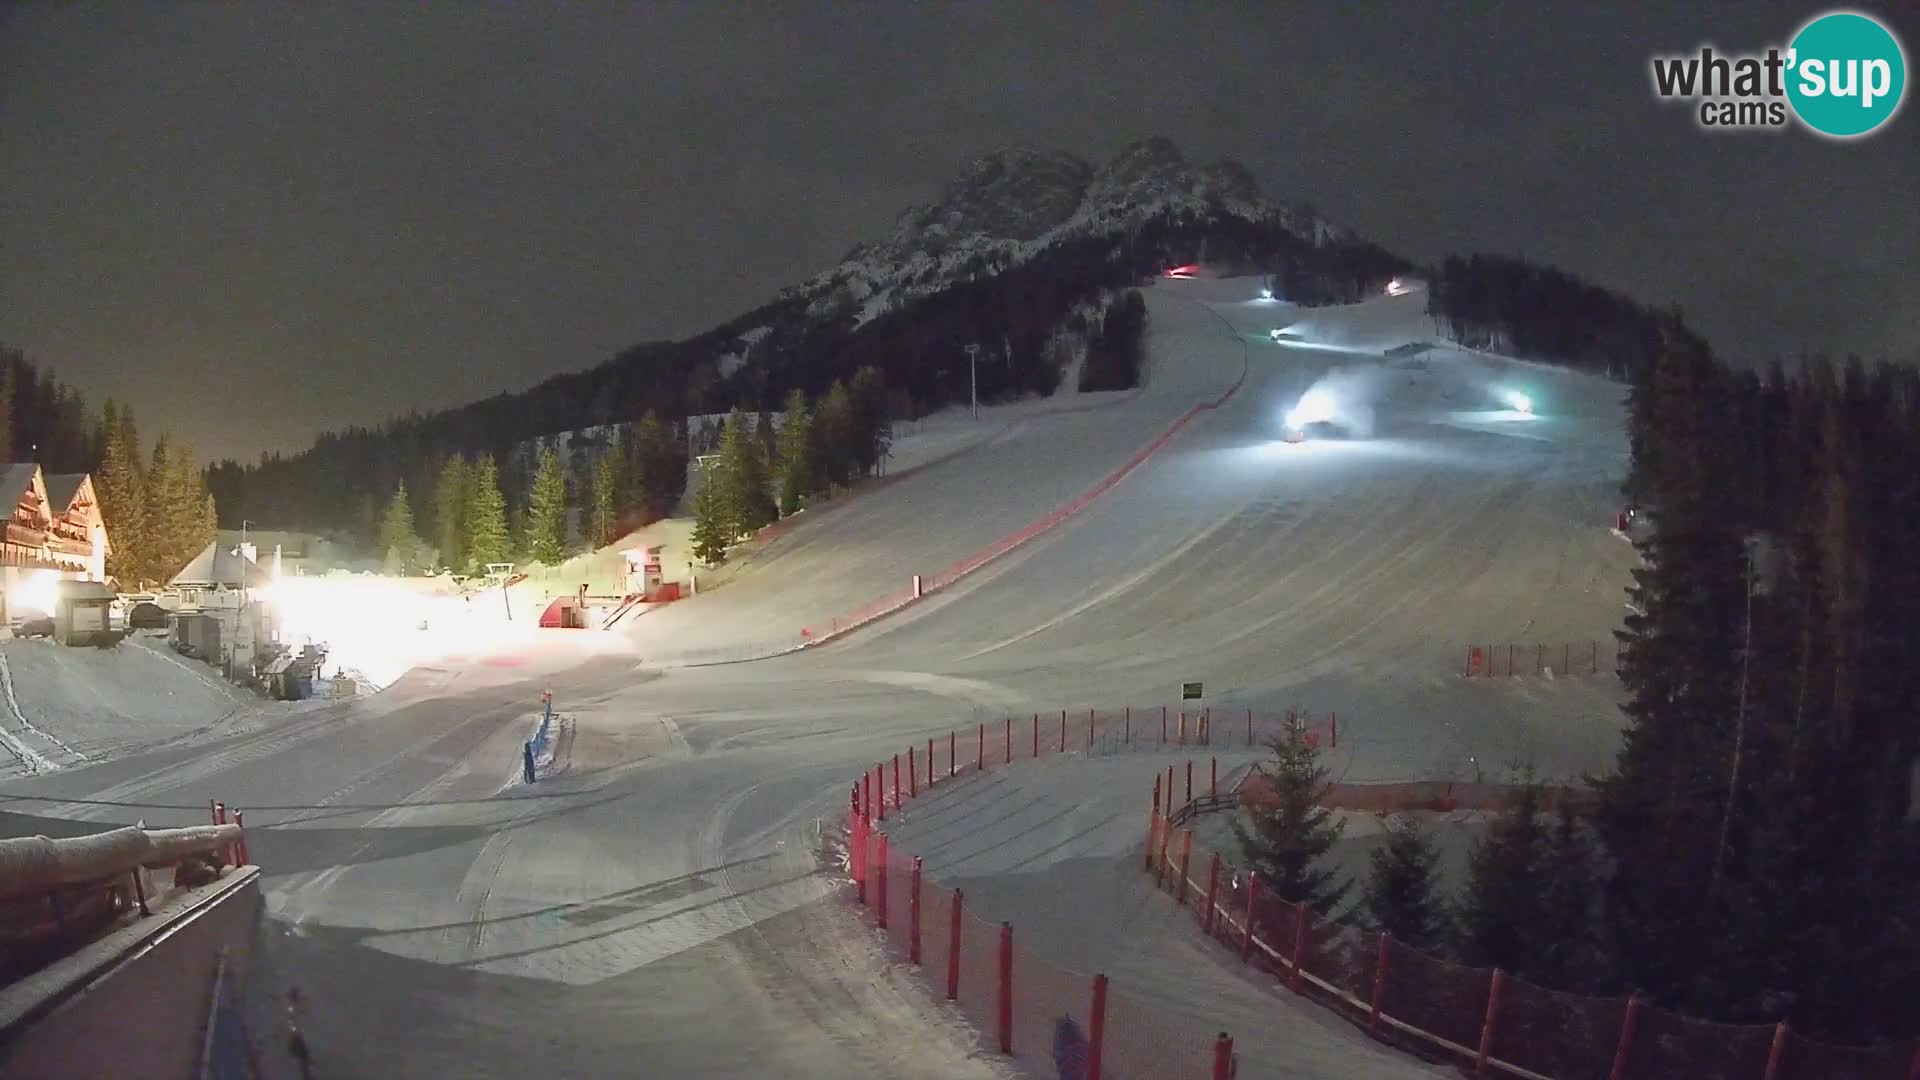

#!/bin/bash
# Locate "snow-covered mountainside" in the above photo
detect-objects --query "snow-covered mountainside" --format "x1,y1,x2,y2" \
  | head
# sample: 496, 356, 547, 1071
788, 136, 1350, 325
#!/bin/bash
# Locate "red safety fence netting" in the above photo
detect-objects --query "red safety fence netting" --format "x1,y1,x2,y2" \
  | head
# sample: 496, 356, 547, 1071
844, 732, 1920, 1080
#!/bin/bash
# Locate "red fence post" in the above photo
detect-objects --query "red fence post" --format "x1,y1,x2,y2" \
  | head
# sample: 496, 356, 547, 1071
997, 923, 1014, 1054
908, 746, 917, 799
909, 857, 923, 965
1178, 710, 1187, 745
1185, 759, 1193, 804
1476, 969, 1505, 1076
1146, 775, 1162, 869
949, 731, 956, 777
1032, 713, 1039, 758
214, 801, 226, 825
1607, 994, 1643, 1080
978, 722, 985, 769
864, 771, 873, 826
1290, 903, 1311, 990
1124, 705, 1131, 744
1005, 717, 1012, 764
927, 738, 934, 788
208, 798, 217, 825
853, 798, 867, 906
1166, 765, 1175, 813
947, 889, 963, 1000
1087, 973, 1109, 1080
1177, 829, 1194, 905
893, 754, 902, 809
1202, 853, 1221, 935
1247, 707, 1254, 746
1241, 872, 1260, 962
1060, 708, 1067, 753
1370, 933, 1391, 1036
1762, 1020, 1790, 1080
1211, 756, 1218, 797
1156, 811, 1173, 886
875, 833, 890, 929
1161, 705, 1168, 744
875, 766, 886, 821
1211, 1033, 1234, 1080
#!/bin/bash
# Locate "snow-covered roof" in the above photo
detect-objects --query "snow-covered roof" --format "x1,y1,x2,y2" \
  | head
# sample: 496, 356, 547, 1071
170, 540, 272, 587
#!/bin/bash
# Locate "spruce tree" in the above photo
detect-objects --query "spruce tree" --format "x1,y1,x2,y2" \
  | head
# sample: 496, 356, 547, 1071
1457, 777, 1548, 972
689, 468, 729, 565
378, 480, 424, 574
0, 359, 14, 461
1536, 802, 1604, 990
815, 381, 855, 488
432, 455, 469, 573
464, 455, 511, 572
1363, 814, 1447, 951
96, 402, 147, 585
1232, 722, 1349, 914
777, 388, 815, 516
590, 450, 621, 547
848, 366, 892, 475
716, 407, 773, 537
524, 448, 568, 565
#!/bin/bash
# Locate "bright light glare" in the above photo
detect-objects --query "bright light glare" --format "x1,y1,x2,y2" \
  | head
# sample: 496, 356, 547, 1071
1285, 387, 1337, 430
7, 570, 61, 617
1385, 278, 1408, 296
1258, 288, 1274, 301
1504, 391, 1534, 415
265, 574, 529, 689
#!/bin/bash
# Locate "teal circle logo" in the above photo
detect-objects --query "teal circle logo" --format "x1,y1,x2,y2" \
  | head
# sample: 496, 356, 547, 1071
1787, 11, 1906, 138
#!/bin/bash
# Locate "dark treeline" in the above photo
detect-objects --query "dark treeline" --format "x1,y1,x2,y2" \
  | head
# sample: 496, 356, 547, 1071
1425, 253, 1684, 382
0, 347, 107, 471
208, 210, 1405, 539
1599, 336, 1920, 1042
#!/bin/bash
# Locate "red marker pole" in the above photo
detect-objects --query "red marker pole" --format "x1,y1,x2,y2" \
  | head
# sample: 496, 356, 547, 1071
1211, 756, 1217, 797
909, 857, 923, 965
876, 765, 886, 822
1476, 970, 1506, 1076
978, 723, 985, 769
908, 746, 917, 799
1211, 1034, 1235, 1080
1124, 705, 1131, 744
1004, 717, 1011, 764
1086, 973, 1109, 1080
1032, 713, 1039, 759
1185, 759, 1193, 804
1247, 707, 1253, 746
997, 923, 1014, 1054
947, 889, 963, 1000
949, 731, 957, 777
1161, 705, 1167, 744
892, 754, 902, 810
1059, 709, 1066, 754
927, 737, 934, 788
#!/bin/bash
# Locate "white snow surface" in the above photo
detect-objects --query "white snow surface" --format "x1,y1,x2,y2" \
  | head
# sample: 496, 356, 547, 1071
0, 275, 1637, 1077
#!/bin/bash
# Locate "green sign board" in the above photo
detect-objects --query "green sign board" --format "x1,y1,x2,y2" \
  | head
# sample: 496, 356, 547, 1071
1181, 682, 1203, 700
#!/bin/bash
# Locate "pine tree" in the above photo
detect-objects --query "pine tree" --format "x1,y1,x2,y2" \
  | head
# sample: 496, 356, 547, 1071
627, 410, 681, 517
1363, 814, 1447, 951
716, 407, 773, 538
1457, 778, 1548, 972
432, 455, 469, 573
464, 455, 511, 572
815, 381, 855, 488
848, 366, 892, 475
146, 437, 193, 582
590, 449, 621, 547
690, 466, 729, 566
777, 388, 815, 515
524, 448, 568, 565
1535, 802, 1604, 990
378, 480, 425, 574
1233, 722, 1349, 914
96, 402, 147, 585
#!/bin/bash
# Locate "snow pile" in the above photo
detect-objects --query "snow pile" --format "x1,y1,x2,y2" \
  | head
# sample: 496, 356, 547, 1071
0, 636, 254, 769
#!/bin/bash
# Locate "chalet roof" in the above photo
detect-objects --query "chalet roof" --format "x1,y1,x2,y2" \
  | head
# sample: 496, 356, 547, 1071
0, 464, 41, 510
44, 474, 87, 511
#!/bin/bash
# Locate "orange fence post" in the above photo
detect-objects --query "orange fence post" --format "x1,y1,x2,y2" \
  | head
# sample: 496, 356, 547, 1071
1241, 872, 1260, 962
1086, 973, 1109, 1080
1211, 1033, 1234, 1080
908, 746, 917, 799
946, 889, 963, 1000
875, 833, 890, 930
1370, 933, 1391, 1036
1476, 969, 1505, 1076
1145, 776, 1162, 870
996, 923, 1013, 1054
1607, 994, 1642, 1080
1290, 903, 1310, 990
1762, 1021, 1790, 1080
1202, 853, 1221, 935
909, 857, 923, 965
1177, 829, 1194, 905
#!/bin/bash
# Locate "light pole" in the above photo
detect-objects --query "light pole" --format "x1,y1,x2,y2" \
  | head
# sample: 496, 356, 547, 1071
964, 344, 981, 420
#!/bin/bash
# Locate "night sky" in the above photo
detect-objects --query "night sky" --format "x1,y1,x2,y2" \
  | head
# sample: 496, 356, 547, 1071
3, 4, 1915, 463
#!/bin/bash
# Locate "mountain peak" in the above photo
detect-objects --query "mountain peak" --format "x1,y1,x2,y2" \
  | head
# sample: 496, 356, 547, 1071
803, 136, 1344, 323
